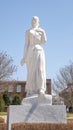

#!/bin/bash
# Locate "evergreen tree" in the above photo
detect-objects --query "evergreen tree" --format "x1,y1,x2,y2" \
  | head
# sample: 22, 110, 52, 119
3, 93, 11, 106
12, 94, 21, 105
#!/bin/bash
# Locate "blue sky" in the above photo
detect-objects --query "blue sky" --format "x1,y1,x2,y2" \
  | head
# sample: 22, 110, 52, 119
0, 0, 73, 81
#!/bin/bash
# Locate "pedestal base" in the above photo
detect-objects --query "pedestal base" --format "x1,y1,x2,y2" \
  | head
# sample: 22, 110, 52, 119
7, 95, 67, 130
22, 94, 52, 105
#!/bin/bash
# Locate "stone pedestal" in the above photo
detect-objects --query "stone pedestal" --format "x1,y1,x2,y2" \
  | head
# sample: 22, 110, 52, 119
22, 94, 52, 105
7, 94, 67, 130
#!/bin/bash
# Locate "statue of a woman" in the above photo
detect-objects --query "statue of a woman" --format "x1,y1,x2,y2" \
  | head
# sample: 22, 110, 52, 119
21, 16, 47, 96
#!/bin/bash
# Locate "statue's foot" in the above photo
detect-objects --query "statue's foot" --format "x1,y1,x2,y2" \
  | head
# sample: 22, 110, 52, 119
39, 89, 45, 96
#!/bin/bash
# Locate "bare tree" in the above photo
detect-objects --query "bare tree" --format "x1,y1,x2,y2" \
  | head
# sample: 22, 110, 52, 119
52, 62, 73, 94
52, 62, 73, 109
0, 51, 17, 91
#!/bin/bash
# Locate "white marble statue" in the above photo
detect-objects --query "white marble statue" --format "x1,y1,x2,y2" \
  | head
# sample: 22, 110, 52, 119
21, 16, 47, 96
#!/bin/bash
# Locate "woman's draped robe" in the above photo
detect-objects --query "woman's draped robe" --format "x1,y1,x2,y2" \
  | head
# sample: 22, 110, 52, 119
23, 28, 47, 96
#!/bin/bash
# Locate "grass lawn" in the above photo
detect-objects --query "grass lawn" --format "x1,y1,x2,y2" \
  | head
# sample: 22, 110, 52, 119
0, 112, 7, 116
67, 113, 73, 121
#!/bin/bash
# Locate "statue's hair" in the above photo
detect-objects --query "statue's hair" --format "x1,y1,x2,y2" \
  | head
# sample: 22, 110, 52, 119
32, 16, 39, 23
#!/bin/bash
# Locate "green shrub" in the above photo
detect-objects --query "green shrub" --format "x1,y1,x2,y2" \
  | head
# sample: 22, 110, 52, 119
0, 94, 5, 112
3, 93, 11, 106
12, 94, 21, 105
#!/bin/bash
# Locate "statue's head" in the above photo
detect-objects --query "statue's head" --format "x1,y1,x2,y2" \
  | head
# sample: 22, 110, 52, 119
31, 16, 39, 28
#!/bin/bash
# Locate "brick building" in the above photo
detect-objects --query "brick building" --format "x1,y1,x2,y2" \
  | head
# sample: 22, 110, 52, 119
0, 79, 51, 99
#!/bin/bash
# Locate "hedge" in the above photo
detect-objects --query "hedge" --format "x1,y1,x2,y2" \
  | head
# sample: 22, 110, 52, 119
0, 123, 6, 130
0, 121, 73, 130
11, 122, 73, 130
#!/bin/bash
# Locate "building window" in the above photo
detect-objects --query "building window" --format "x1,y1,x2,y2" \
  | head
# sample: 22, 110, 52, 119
8, 85, 13, 92
16, 85, 21, 92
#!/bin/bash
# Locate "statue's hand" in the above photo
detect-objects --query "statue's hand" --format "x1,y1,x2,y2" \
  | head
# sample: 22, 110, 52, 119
36, 28, 44, 34
20, 58, 25, 66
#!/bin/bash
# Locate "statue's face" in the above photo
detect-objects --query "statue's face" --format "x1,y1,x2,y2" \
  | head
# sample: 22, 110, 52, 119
32, 17, 39, 28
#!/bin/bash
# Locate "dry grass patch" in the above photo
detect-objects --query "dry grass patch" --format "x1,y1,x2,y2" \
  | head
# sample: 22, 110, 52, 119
0, 117, 5, 123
